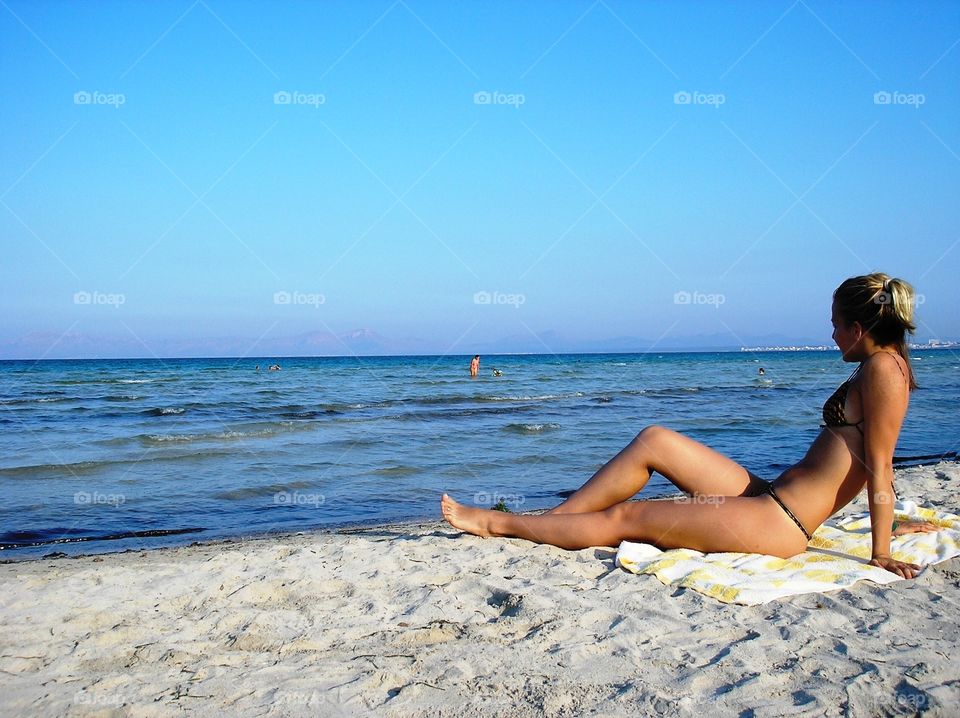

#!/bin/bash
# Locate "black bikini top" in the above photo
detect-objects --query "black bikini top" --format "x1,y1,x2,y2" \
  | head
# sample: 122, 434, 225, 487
821, 352, 907, 434
821, 367, 863, 433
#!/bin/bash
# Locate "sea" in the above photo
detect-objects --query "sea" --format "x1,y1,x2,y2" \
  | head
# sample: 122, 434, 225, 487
2, 351, 958, 560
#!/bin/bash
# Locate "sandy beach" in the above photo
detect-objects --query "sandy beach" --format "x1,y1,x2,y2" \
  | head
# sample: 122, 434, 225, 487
2, 461, 958, 717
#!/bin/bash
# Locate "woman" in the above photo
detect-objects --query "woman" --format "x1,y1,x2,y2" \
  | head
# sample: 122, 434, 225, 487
441, 273, 938, 579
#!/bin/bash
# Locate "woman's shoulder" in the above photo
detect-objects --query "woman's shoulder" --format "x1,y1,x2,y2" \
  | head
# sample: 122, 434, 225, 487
857, 351, 909, 392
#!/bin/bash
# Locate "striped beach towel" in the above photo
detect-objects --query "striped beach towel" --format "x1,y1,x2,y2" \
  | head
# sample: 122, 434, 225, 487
615, 500, 960, 605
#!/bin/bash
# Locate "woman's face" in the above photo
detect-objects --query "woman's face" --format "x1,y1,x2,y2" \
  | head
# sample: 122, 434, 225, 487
831, 302, 861, 360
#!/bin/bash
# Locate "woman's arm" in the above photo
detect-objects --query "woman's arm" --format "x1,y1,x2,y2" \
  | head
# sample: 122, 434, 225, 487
859, 353, 919, 578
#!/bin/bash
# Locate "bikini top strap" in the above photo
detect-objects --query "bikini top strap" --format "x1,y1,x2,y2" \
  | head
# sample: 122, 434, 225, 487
888, 351, 907, 381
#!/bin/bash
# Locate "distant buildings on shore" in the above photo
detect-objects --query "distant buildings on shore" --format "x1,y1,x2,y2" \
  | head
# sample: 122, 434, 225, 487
913, 339, 960, 349
741, 340, 959, 352
740, 345, 833, 352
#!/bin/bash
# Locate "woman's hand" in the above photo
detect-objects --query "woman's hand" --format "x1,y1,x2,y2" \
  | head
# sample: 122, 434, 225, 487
892, 520, 940, 536
869, 554, 922, 578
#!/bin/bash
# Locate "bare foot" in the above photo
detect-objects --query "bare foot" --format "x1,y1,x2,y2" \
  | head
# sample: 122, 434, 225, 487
440, 494, 497, 537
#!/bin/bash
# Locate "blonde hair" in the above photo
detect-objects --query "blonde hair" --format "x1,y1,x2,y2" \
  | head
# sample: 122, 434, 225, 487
832, 272, 918, 390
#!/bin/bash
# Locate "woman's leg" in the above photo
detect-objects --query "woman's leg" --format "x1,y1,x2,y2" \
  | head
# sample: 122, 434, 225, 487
441, 493, 806, 558
548, 425, 764, 515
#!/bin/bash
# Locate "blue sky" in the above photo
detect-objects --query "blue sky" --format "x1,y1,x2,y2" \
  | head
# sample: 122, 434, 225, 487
2, 0, 958, 358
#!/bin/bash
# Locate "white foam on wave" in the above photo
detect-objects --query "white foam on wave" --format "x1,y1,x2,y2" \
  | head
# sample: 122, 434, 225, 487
505, 422, 562, 433
143, 422, 304, 444
488, 392, 584, 402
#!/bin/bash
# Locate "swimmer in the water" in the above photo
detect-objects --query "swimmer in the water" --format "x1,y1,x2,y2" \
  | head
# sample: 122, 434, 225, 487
492, 369, 502, 377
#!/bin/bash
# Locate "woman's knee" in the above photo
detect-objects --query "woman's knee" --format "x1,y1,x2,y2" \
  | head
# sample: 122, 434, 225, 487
632, 424, 673, 454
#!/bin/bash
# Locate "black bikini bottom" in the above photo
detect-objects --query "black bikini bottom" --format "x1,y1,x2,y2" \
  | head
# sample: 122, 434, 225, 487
755, 482, 812, 541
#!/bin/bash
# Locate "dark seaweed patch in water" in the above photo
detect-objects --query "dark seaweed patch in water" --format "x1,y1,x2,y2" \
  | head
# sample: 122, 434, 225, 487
371, 465, 420, 477
0, 460, 119, 478
384, 405, 532, 422
1, 395, 75, 405
515, 453, 563, 464
278, 409, 341, 419
0, 526, 204, 550
640, 386, 703, 398
137, 422, 315, 445
0, 450, 242, 477
214, 481, 315, 501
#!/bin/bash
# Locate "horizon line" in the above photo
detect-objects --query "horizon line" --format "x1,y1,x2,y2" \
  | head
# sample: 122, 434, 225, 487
2, 344, 955, 363
0, 347, 864, 363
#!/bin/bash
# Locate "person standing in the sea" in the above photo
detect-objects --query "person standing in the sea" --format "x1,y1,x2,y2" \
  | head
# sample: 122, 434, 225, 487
470, 355, 480, 377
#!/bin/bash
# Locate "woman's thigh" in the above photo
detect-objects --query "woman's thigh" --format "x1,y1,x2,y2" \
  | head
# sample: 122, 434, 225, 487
619, 494, 807, 558
637, 425, 768, 497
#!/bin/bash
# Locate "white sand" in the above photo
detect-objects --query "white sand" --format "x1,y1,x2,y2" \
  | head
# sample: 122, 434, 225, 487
2, 462, 959, 717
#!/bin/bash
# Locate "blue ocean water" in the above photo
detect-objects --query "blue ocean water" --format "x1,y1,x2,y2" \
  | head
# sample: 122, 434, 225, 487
1, 351, 957, 559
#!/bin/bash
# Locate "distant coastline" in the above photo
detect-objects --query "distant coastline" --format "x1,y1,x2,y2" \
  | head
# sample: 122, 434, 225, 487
2, 342, 958, 363
741, 341, 958, 352
740, 345, 834, 352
